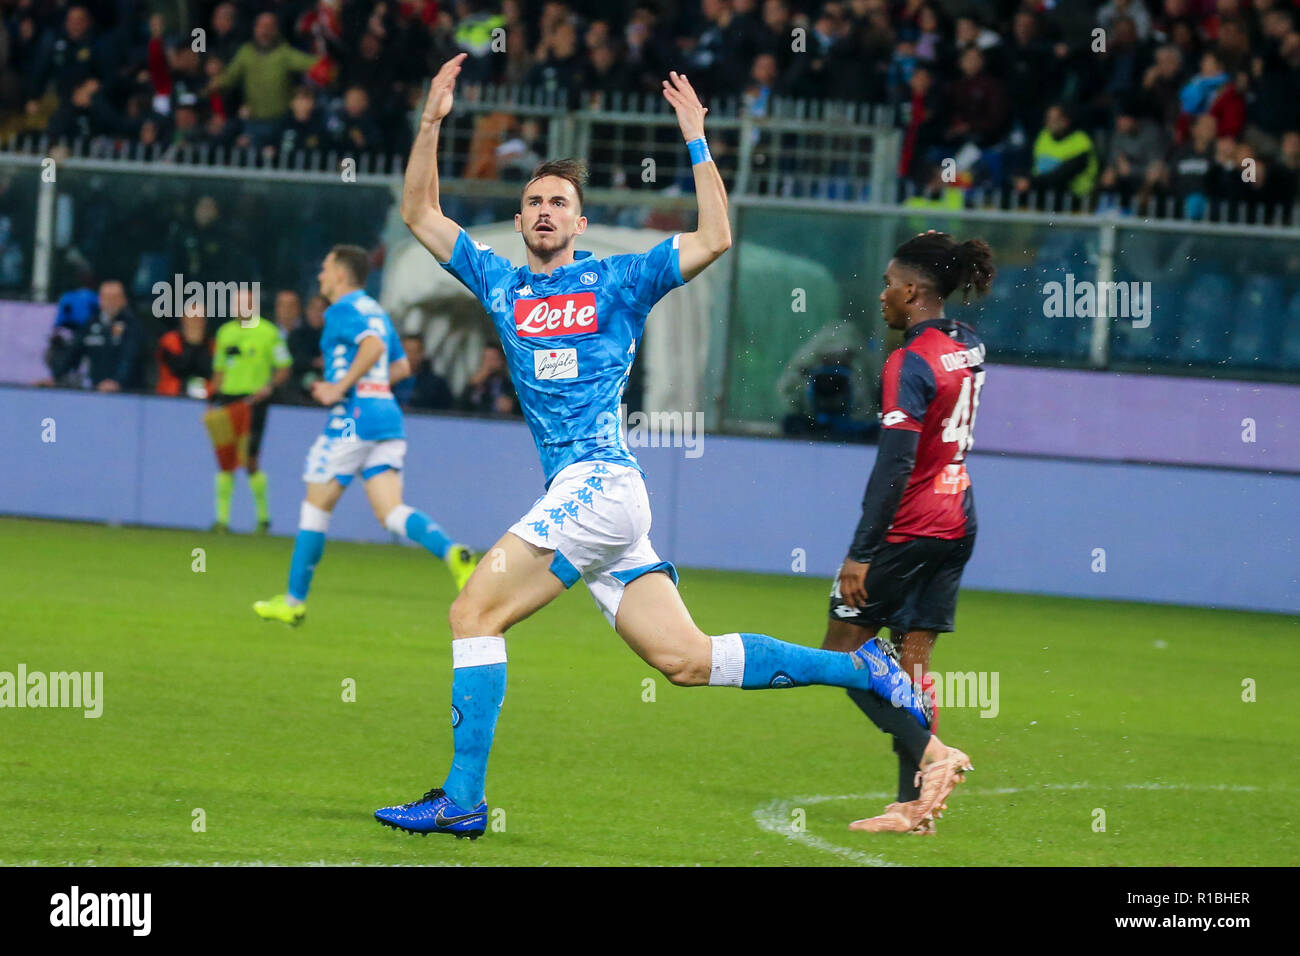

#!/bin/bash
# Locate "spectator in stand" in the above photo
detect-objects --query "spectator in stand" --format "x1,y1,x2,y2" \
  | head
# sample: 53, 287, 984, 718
328, 85, 384, 157
744, 51, 781, 113
162, 45, 210, 116
459, 342, 517, 416
271, 86, 325, 161
1100, 100, 1169, 202
624, 2, 672, 95
941, 48, 1009, 153
899, 65, 944, 181
1099, 0, 1153, 42
580, 41, 634, 104
47, 77, 120, 141
1178, 48, 1230, 132
26, 6, 107, 114
1269, 129, 1300, 210
206, 12, 321, 149
286, 292, 326, 402
912, 4, 948, 66
1161, 111, 1219, 217
156, 302, 213, 398
43, 279, 143, 392
525, 18, 583, 99
785, 3, 860, 102
1015, 104, 1099, 204
1142, 44, 1188, 128
1247, 28, 1300, 156
1004, 11, 1056, 135
168, 93, 204, 149
274, 289, 304, 336
394, 333, 452, 411
1207, 135, 1267, 215
687, 0, 764, 100
207, 3, 248, 67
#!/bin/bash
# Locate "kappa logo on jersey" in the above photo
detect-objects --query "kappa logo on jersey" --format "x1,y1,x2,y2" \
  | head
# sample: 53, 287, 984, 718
514, 292, 599, 338
534, 348, 578, 380
516, 285, 533, 296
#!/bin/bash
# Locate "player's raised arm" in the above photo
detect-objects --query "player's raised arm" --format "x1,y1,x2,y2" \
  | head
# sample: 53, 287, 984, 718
663, 71, 732, 281
401, 53, 469, 264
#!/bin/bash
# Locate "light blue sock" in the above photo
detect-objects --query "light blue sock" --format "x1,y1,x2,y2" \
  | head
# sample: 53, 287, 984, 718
287, 529, 326, 602
386, 504, 453, 560
442, 637, 507, 810
710, 632, 928, 727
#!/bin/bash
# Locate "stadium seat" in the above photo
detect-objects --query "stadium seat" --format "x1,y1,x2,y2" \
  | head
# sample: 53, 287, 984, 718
973, 265, 1032, 355
1230, 275, 1287, 370
1279, 289, 1300, 370
1176, 273, 1236, 366
1024, 258, 1087, 360
1109, 266, 1170, 364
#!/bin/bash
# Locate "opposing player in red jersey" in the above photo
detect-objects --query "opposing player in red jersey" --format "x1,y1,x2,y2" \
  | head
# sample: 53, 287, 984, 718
824, 230, 993, 834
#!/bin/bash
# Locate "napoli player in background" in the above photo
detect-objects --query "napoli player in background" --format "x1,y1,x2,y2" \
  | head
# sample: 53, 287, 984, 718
252, 245, 477, 626
823, 230, 993, 834
374, 54, 970, 840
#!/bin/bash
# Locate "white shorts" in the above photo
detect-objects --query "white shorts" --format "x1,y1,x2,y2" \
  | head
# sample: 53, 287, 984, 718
302, 435, 406, 487
508, 461, 678, 627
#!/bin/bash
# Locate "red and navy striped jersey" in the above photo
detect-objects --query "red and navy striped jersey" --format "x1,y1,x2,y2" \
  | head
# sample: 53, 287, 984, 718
879, 317, 986, 542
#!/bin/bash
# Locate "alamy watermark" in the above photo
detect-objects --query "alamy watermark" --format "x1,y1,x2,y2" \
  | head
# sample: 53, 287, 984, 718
0, 664, 103, 717
891, 669, 1000, 718
1043, 274, 1151, 329
152, 274, 261, 326
596, 403, 704, 459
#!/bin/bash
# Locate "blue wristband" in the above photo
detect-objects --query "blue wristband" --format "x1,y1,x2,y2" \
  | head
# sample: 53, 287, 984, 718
687, 137, 712, 165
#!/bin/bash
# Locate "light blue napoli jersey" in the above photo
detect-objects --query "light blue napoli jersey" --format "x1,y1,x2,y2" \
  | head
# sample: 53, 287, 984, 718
440, 229, 684, 486
320, 289, 406, 441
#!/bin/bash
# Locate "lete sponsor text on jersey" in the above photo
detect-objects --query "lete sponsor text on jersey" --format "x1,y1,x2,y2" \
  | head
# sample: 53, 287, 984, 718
514, 292, 599, 338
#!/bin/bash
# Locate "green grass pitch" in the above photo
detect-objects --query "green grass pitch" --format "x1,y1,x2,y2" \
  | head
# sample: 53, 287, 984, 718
1, 516, 1296, 866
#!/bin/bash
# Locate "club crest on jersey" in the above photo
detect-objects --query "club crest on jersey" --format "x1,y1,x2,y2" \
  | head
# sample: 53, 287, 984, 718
514, 292, 599, 338
579, 271, 598, 285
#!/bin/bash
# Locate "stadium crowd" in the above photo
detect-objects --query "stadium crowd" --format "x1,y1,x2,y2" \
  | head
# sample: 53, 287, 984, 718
1, 0, 1298, 215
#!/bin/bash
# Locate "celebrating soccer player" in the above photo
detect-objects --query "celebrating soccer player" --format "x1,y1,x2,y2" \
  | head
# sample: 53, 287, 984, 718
822, 230, 993, 834
374, 54, 966, 840
252, 245, 477, 626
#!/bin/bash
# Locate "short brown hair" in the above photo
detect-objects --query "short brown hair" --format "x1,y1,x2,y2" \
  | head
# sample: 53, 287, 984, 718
329, 244, 369, 286
522, 158, 588, 210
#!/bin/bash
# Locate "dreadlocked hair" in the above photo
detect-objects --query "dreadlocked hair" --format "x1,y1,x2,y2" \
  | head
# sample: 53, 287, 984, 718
892, 232, 995, 304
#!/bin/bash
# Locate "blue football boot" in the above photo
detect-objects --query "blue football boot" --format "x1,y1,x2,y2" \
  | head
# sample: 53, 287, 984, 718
375, 787, 487, 839
850, 637, 930, 728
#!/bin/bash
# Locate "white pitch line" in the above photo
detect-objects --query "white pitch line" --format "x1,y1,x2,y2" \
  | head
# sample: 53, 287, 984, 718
754, 782, 1280, 866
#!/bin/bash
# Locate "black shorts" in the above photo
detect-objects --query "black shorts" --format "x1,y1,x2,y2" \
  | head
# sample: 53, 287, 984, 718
828, 535, 975, 635
213, 393, 270, 459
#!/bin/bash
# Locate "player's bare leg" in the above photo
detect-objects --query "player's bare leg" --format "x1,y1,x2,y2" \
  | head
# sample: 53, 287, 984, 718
821, 617, 876, 652
614, 571, 713, 685
305, 477, 347, 511
448, 532, 566, 639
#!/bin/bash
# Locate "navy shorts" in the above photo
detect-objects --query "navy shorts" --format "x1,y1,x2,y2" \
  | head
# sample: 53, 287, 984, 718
828, 535, 975, 634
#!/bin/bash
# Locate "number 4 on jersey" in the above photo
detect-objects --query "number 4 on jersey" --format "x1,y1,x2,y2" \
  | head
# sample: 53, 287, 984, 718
941, 370, 985, 462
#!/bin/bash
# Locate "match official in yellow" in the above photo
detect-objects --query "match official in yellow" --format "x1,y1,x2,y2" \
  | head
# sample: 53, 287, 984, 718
207, 289, 292, 532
